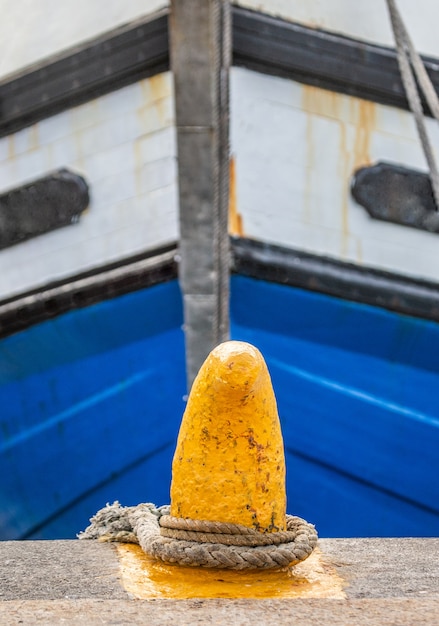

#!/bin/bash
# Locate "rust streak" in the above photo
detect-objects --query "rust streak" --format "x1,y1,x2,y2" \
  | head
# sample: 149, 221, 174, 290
149, 74, 170, 125
7, 136, 15, 160
228, 155, 244, 236
29, 125, 39, 151
350, 99, 376, 261
353, 99, 376, 169
301, 84, 343, 121
301, 84, 376, 261
138, 75, 171, 135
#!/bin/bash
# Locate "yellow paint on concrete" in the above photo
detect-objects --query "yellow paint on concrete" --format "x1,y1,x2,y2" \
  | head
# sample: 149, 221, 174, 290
170, 341, 286, 532
116, 543, 346, 599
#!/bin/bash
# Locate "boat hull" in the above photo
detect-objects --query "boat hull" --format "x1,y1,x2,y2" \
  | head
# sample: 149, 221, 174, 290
1, 276, 438, 539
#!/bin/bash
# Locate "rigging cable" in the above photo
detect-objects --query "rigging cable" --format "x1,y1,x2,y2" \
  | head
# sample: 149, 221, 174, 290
386, 0, 439, 210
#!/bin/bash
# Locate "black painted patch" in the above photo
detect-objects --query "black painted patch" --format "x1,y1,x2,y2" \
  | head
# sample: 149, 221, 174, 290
352, 162, 439, 232
0, 169, 89, 249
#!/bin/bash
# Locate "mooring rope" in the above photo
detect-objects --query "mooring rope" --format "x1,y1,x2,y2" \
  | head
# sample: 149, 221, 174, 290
79, 502, 318, 570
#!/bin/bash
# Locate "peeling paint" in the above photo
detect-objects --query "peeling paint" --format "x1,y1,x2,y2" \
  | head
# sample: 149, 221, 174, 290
229, 155, 244, 236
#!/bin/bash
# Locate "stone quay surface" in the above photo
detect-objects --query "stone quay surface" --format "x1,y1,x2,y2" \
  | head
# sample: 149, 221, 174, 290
0, 537, 438, 624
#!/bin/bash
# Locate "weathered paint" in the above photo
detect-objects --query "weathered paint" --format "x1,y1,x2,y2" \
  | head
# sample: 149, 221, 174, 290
170, 341, 286, 532
116, 543, 346, 599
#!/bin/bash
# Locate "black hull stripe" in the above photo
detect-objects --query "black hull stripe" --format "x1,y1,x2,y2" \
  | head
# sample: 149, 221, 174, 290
0, 244, 178, 340
0, 11, 169, 138
231, 237, 439, 324
1, 7, 439, 138
1, 238, 439, 339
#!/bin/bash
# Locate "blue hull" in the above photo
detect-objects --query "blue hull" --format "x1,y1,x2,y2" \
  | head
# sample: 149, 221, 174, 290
1, 276, 438, 539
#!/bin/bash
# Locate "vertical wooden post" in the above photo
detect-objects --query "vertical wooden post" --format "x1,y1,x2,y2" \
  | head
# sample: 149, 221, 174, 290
169, 0, 231, 390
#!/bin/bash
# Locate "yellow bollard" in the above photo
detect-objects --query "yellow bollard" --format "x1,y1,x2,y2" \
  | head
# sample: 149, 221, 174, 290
170, 340, 287, 532
84, 340, 326, 597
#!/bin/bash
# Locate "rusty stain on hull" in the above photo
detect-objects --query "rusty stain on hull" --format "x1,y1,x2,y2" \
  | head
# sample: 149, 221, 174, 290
7, 136, 15, 160
29, 125, 39, 151
134, 74, 174, 196
301, 84, 376, 260
302, 85, 345, 121
349, 98, 376, 261
149, 74, 171, 125
353, 99, 375, 170
138, 74, 172, 131
229, 155, 244, 236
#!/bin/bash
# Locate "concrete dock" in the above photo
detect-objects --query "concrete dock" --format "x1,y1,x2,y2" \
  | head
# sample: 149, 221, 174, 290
0, 538, 438, 624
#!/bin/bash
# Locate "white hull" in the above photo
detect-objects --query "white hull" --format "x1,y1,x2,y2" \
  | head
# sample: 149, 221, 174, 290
231, 66, 439, 283
0, 1, 438, 301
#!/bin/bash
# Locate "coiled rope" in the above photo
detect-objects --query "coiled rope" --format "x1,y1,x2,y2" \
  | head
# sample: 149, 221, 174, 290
79, 502, 318, 570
